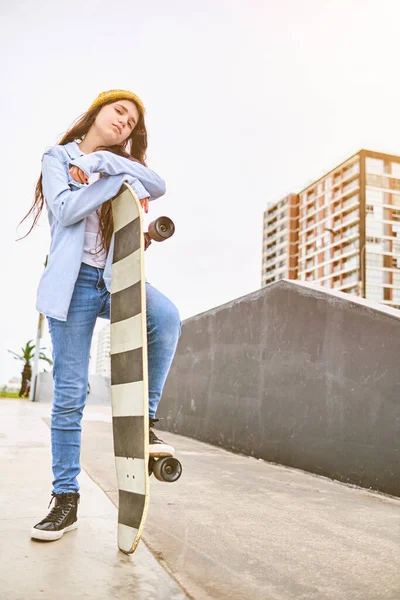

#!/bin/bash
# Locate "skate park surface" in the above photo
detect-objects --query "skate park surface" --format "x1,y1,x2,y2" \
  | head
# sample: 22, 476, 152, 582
1, 399, 399, 600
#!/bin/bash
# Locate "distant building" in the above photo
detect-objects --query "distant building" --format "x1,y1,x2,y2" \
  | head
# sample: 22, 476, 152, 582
95, 323, 111, 380
262, 194, 299, 285
262, 150, 400, 309
5, 377, 22, 392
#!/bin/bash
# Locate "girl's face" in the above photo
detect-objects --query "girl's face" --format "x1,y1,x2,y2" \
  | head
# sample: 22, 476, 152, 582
94, 100, 140, 145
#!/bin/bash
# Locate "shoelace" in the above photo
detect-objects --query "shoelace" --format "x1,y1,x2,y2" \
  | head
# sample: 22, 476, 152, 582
45, 494, 75, 524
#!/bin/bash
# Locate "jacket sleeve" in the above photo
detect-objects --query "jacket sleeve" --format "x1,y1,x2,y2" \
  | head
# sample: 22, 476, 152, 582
68, 150, 166, 201
42, 150, 150, 227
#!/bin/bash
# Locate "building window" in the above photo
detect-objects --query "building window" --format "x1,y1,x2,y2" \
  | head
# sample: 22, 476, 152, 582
366, 174, 390, 189
367, 269, 383, 284
366, 253, 383, 268
366, 158, 384, 174
366, 216, 383, 237
366, 285, 384, 300
391, 162, 400, 178
366, 189, 384, 204
392, 179, 400, 191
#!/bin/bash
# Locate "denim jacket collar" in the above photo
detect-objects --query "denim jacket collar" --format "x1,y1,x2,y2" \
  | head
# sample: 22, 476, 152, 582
64, 141, 84, 161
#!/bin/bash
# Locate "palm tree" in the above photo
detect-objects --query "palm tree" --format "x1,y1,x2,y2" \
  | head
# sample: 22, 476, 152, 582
8, 340, 53, 397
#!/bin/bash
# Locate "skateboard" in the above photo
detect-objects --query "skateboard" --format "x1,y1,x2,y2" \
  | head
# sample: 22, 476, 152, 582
110, 182, 182, 555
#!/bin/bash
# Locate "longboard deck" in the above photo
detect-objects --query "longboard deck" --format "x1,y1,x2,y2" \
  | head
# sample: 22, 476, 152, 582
110, 183, 149, 554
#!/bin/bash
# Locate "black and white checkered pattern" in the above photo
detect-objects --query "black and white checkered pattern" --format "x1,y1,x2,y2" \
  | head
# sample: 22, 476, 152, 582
110, 183, 149, 554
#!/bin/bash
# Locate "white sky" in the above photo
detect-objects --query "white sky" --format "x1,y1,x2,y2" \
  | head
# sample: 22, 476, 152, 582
2, 0, 400, 384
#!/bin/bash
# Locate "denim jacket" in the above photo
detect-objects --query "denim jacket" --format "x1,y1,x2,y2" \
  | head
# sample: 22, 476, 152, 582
36, 141, 166, 321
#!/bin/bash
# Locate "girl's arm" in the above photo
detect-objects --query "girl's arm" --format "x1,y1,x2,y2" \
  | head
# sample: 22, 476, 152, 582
68, 150, 166, 202
42, 149, 150, 227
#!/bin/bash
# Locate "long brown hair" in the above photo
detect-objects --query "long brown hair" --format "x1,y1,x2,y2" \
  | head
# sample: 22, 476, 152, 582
19, 99, 148, 254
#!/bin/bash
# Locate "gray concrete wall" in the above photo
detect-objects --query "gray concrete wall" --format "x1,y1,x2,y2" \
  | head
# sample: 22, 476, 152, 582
36, 371, 111, 405
158, 280, 400, 497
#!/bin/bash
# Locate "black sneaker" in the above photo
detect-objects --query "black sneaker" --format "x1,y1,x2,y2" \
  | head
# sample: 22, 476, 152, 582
149, 418, 175, 457
31, 492, 80, 541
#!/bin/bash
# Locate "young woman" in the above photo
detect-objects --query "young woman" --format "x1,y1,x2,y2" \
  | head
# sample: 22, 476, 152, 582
20, 89, 181, 541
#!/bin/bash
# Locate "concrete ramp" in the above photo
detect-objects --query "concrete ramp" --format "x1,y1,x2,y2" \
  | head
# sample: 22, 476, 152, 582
158, 280, 400, 497
79, 406, 400, 600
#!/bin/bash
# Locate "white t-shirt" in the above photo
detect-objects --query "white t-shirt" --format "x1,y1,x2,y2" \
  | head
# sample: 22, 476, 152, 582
81, 173, 108, 269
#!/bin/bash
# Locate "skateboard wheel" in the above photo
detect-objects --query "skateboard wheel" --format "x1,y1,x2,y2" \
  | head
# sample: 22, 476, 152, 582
148, 217, 175, 242
153, 457, 182, 482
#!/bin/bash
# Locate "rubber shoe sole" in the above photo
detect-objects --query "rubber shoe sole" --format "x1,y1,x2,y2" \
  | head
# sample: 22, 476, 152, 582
149, 442, 175, 457
31, 521, 78, 541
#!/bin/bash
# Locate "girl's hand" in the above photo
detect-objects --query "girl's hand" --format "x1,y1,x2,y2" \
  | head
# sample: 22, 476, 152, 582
144, 232, 152, 250
140, 198, 149, 213
69, 166, 89, 184
69, 165, 149, 214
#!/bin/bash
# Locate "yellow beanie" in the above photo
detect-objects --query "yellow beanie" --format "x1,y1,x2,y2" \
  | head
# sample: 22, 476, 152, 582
88, 89, 145, 116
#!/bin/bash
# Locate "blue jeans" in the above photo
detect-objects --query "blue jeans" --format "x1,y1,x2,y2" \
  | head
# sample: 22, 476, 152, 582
47, 262, 181, 494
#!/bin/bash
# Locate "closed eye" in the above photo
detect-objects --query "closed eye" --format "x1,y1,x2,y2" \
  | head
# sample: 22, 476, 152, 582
115, 107, 134, 129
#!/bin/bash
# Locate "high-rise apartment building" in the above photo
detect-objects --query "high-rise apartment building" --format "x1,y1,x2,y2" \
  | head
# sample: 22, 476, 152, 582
262, 194, 299, 285
262, 150, 400, 309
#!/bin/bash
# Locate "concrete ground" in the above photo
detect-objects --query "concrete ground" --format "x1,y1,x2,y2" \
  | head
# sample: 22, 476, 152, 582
1, 400, 400, 600
0, 400, 188, 600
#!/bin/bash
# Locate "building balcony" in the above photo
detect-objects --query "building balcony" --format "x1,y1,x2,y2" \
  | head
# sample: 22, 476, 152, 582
342, 195, 359, 213
263, 257, 278, 268
300, 178, 359, 220
330, 213, 359, 233
299, 195, 359, 233
298, 247, 359, 277
298, 236, 359, 268
301, 160, 359, 197
309, 263, 359, 284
